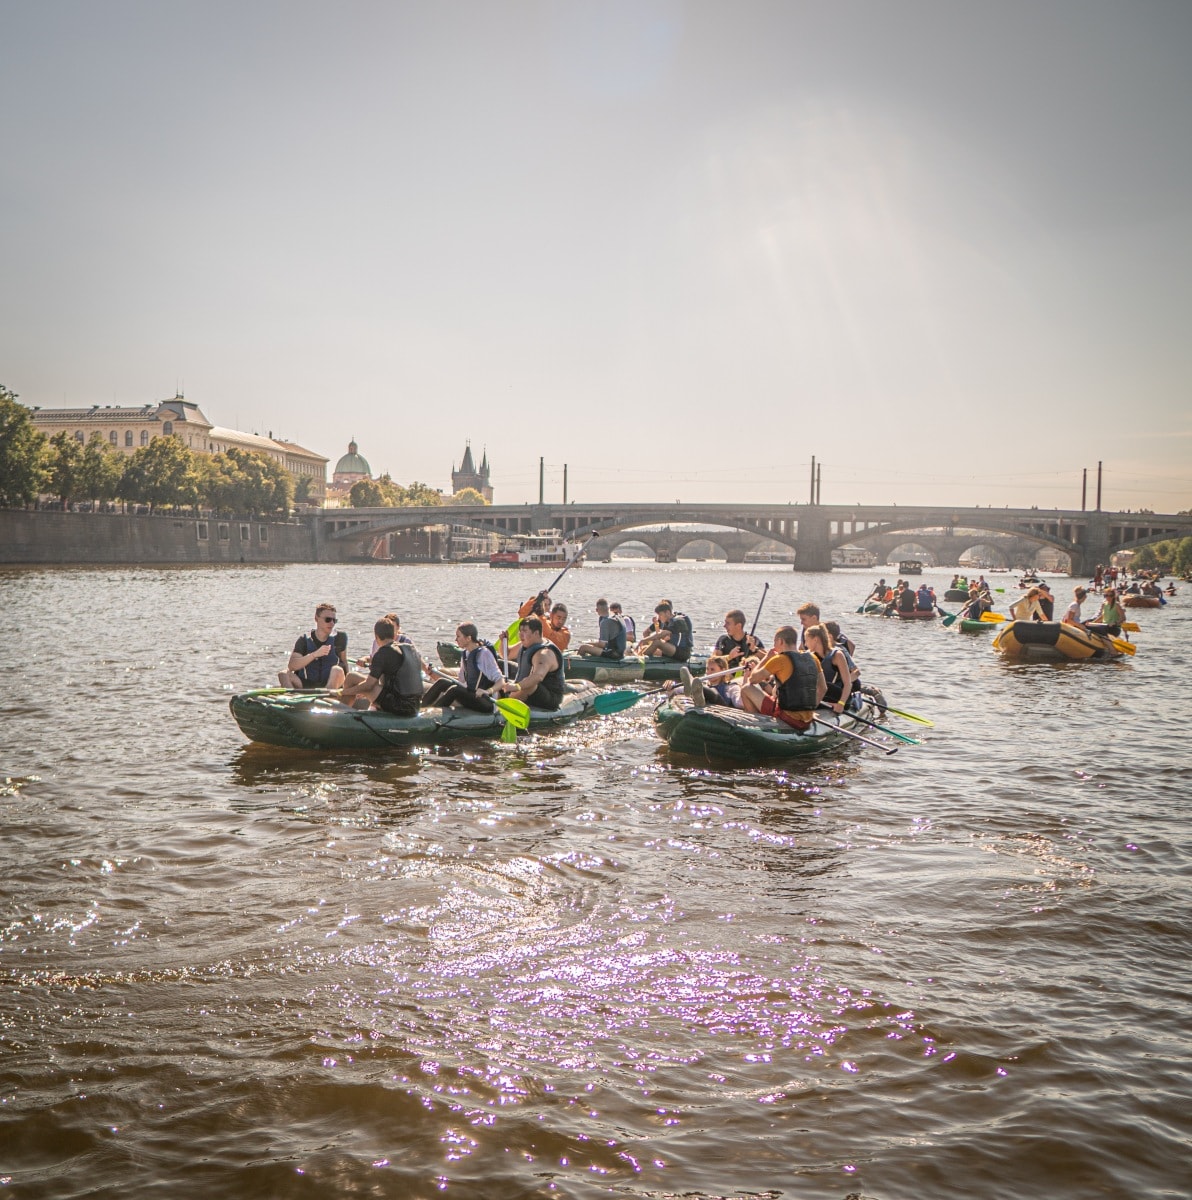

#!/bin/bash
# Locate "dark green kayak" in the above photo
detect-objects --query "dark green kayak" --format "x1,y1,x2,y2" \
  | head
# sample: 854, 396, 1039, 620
653, 697, 883, 762
435, 641, 708, 684
230, 683, 597, 751
958, 618, 998, 633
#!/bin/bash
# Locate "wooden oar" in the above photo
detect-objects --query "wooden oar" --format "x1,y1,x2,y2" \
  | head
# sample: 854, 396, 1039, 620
882, 705, 934, 727
819, 705, 920, 745
593, 663, 743, 715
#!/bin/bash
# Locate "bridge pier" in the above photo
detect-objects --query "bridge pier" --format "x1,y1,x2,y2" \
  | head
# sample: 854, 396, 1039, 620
792, 514, 832, 571
1071, 513, 1112, 578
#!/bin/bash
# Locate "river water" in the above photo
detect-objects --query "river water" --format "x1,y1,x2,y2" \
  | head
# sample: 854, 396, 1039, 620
2, 563, 1189, 1199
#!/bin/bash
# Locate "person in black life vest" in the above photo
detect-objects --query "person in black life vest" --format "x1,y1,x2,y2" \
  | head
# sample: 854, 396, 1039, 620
635, 601, 694, 661
737, 625, 826, 730
803, 623, 860, 714
897, 583, 917, 614
333, 618, 424, 717
279, 602, 347, 689
576, 598, 627, 659
496, 617, 565, 711
423, 623, 503, 713
714, 608, 765, 663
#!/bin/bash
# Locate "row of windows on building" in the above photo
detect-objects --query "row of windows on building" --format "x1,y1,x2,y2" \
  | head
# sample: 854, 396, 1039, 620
71, 428, 163, 446
196, 522, 269, 543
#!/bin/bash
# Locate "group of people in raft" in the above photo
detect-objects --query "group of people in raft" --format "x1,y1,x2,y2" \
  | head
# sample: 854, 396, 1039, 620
277, 593, 866, 732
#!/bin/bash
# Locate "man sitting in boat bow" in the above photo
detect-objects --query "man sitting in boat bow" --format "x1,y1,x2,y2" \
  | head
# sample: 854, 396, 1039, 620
279, 602, 348, 690
496, 617, 565, 711
576, 598, 627, 659
737, 626, 826, 730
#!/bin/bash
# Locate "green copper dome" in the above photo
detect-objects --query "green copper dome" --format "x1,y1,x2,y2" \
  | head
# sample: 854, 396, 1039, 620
334, 439, 371, 476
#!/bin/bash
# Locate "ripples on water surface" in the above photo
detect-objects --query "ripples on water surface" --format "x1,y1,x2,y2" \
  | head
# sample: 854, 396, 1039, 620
2, 564, 1190, 1199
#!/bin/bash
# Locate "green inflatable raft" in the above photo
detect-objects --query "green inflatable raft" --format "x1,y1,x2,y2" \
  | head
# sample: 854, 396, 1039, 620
435, 641, 708, 684
652, 696, 884, 762
230, 682, 598, 751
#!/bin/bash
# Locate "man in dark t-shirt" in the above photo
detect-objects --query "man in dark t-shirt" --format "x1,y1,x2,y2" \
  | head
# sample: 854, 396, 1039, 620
335, 619, 424, 717
714, 609, 764, 663
279, 602, 348, 689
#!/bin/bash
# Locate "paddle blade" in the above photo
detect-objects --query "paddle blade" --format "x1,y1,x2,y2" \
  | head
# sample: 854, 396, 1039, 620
1110, 637, 1136, 656
980, 612, 1008, 622
500, 721, 519, 742
884, 706, 934, 727
1122, 622, 1140, 632
593, 689, 647, 715
495, 698, 531, 728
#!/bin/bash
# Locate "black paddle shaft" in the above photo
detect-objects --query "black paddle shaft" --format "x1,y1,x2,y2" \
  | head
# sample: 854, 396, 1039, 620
749, 582, 770, 638
544, 533, 598, 596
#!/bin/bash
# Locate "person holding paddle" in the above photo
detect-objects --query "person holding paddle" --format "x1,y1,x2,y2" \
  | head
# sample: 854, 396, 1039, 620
714, 609, 765, 663
496, 617, 565, 711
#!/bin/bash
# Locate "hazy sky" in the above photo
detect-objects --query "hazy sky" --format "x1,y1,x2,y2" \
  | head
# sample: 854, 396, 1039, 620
3, 0, 1190, 510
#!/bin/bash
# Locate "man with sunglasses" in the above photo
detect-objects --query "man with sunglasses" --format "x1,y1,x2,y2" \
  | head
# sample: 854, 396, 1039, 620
279, 602, 348, 690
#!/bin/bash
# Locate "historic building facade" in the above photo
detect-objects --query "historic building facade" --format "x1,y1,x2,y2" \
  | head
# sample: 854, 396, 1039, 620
25, 395, 328, 503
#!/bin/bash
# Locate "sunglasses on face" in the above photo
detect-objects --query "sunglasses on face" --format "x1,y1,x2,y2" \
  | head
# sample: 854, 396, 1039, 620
321, 615, 337, 624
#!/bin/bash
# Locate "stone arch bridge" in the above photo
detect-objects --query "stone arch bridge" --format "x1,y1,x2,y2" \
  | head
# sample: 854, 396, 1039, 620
310, 503, 1191, 576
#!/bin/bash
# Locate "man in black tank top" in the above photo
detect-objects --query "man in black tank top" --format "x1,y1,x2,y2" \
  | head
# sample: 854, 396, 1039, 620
496, 617, 565, 711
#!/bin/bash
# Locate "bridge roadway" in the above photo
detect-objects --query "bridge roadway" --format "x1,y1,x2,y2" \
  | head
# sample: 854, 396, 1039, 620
310, 503, 1192, 576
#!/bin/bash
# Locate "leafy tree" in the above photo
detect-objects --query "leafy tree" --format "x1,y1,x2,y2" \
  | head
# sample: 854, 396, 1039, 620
350, 478, 390, 507
396, 480, 444, 506
119, 435, 199, 512
47, 431, 85, 507
294, 475, 314, 505
79, 433, 124, 507
0, 385, 48, 507
446, 487, 488, 506
1174, 537, 1192, 576
194, 449, 291, 516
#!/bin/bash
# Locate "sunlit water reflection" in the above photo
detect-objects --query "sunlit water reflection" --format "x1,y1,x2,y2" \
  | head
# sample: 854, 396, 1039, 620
2, 563, 1190, 1198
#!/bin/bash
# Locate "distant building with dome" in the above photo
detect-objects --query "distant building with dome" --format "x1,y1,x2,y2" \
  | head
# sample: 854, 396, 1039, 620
332, 439, 372, 488
451, 441, 492, 502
